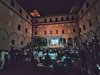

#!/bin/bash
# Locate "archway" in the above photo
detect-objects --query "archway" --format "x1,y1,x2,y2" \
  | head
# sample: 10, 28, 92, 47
96, 27, 100, 40
88, 31, 95, 42
67, 38, 73, 46
82, 33, 88, 42
8, 32, 18, 49
74, 37, 80, 47
18, 34, 25, 48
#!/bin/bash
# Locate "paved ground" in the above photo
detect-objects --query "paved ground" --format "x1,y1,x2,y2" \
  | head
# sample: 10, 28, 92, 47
0, 61, 82, 75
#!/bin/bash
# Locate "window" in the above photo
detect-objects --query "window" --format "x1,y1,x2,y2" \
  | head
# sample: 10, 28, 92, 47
66, 17, 69, 20
83, 25, 86, 30
55, 18, 58, 22
62, 30, 65, 34
25, 28, 27, 33
61, 17, 63, 21
11, 0, 15, 7
35, 26, 37, 28
35, 20, 37, 23
86, 2, 89, 8
21, 41, 23, 45
44, 19, 47, 22
56, 30, 58, 34
31, 19, 32, 23
88, 20, 92, 27
72, 16, 74, 20
35, 31, 37, 35
73, 29, 76, 33
26, 15, 28, 19
50, 18, 52, 22
79, 28, 81, 32
11, 40, 15, 45
17, 24, 21, 30
44, 31, 47, 35
19, 8, 22, 14
81, 10, 83, 14
96, 16, 99, 23
2, 37, 5, 40
50, 30, 52, 34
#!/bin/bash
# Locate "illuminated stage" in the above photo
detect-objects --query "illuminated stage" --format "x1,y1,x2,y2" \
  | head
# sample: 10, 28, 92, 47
47, 36, 64, 48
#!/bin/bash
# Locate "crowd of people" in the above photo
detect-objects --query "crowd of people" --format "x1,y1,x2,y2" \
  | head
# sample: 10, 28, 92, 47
0, 43, 99, 75
0, 47, 79, 71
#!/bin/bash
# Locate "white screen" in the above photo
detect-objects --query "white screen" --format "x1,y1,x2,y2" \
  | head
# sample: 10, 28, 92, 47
50, 39, 59, 45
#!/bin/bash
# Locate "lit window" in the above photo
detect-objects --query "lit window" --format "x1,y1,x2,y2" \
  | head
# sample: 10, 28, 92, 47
17, 24, 21, 30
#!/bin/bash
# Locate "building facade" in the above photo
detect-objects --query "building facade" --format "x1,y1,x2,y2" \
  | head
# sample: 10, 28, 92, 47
78, 0, 100, 43
33, 15, 80, 48
0, 0, 33, 50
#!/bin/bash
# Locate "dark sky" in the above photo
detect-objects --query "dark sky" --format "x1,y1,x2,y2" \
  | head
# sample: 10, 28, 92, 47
15, 0, 85, 16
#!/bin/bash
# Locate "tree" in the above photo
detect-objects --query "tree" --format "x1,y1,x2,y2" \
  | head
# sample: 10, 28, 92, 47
32, 36, 47, 48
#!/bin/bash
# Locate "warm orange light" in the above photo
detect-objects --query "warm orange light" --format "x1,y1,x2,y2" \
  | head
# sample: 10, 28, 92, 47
30, 10, 40, 17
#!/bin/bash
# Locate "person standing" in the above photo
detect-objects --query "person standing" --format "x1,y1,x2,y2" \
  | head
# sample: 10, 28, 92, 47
0, 49, 7, 70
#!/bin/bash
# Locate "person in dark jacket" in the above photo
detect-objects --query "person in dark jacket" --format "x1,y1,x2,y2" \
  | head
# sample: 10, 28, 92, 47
43, 53, 51, 66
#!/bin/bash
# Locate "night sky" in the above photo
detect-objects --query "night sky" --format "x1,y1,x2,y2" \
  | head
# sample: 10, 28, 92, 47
15, 0, 85, 16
